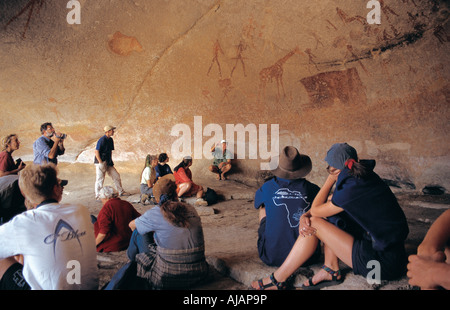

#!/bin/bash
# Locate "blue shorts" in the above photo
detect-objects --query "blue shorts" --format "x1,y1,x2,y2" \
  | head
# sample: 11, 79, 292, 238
352, 236, 407, 281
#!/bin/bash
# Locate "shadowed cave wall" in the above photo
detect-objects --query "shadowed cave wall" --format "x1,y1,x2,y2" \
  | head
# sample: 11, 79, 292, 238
0, 0, 449, 192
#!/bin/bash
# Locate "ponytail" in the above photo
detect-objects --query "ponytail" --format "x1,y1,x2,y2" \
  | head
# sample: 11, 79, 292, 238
160, 201, 190, 228
345, 158, 369, 178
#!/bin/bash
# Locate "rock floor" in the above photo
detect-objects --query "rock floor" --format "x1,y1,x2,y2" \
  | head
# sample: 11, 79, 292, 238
58, 163, 449, 291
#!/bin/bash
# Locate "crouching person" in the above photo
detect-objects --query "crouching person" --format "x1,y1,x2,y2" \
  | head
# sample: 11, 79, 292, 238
0, 164, 98, 290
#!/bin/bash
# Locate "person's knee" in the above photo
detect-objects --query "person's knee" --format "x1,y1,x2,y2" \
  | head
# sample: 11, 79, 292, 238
309, 216, 328, 229
180, 183, 191, 191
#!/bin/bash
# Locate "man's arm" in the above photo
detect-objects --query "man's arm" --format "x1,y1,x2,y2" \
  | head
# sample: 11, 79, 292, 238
417, 209, 450, 257
94, 150, 103, 164
47, 137, 61, 160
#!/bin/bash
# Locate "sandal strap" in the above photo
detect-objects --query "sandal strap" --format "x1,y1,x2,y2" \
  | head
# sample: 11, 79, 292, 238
269, 273, 287, 290
321, 265, 341, 280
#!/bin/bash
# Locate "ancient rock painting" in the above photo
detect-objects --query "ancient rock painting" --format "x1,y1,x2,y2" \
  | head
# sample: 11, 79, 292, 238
299, 68, 366, 107
4, 0, 45, 38
107, 31, 143, 56
305, 48, 320, 73
259, 47, 303, 101
434, 25, 450, 44
207, 39, 224, 77
345, 45, 369, 75
230, 40, 248, 77
336, 7, 366, 25
218, 78, 233, 103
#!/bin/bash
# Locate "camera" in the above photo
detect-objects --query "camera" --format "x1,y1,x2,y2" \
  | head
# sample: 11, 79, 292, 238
56, 133, 67, 139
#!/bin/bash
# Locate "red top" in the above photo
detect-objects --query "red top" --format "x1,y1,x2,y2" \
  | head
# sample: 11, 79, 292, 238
173, 167, 193, 184
94, 198, 141, 252
0, 151, 16, 173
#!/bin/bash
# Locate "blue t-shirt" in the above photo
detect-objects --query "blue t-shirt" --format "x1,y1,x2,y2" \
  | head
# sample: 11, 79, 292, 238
331, 161, 409, 251
94, 135, 114, 166
134, 205, 204, 250
155, 163, 173, 179
254, 177, 320, 266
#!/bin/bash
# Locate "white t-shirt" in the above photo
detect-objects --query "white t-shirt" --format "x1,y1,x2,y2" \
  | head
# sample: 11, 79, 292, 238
0, 203, 99, 290
141, 167, 151, 185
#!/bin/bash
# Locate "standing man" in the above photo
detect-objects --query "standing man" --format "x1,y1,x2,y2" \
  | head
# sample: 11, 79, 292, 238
33, 122, 65, 165
94, 125, 128, 199
209, 140, 232, 180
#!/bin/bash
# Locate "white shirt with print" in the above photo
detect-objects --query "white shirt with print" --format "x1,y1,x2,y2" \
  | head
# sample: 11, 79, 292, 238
0, 203, 98, 290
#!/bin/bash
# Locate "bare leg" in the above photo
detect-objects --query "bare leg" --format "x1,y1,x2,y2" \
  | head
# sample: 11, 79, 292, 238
252, 216, 354, 289
177, 183, 191, 197
310, 216, 354, 267
303, 244, 341, 286
302, 217, 354, 286
251, 234, 318, 289
209, 165, 221, 180
220, 163, 232, 180
196, 186, 204, 199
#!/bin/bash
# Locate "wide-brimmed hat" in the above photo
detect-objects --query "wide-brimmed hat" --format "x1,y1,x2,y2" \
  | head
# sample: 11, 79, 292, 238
271, 146, 312, 179
153, 174, 176, 203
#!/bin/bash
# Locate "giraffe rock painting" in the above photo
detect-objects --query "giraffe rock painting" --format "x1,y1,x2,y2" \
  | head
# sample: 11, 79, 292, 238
259, 46, 304, 101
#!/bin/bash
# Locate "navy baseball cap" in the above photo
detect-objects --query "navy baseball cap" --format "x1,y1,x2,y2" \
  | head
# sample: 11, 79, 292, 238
324, 143, 358, 170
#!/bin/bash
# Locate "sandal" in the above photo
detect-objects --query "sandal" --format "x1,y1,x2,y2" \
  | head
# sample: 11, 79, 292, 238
301, 265, 343, 290
252, 273, 287, 290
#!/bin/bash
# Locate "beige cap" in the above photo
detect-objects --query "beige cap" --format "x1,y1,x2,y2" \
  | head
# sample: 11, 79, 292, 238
104, 125, 116, 132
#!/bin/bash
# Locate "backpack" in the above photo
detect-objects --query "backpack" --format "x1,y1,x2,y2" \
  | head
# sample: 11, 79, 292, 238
204, 187, 218, 205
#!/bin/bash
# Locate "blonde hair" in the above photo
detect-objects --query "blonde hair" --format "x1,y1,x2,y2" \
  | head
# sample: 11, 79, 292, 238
2, 134, 17, 151
19, 164, 58, 204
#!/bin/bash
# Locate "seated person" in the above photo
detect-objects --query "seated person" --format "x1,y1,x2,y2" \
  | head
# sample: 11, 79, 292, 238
94, 186, 141, 252
0, 174, 26, 225
254, 146, 320, 267
140, 154, 158, 203
173, 156, 208, 207
154, 153, 173, 180
0, 164, 98, 290
0, 134, 25, 177
407, 209, 450, 290
252, 143, 409, 290
107, 177, 209, 290
209, 140, 232, 180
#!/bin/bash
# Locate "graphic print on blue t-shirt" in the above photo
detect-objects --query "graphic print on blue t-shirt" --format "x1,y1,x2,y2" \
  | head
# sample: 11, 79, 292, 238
272, 188, 310, 228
